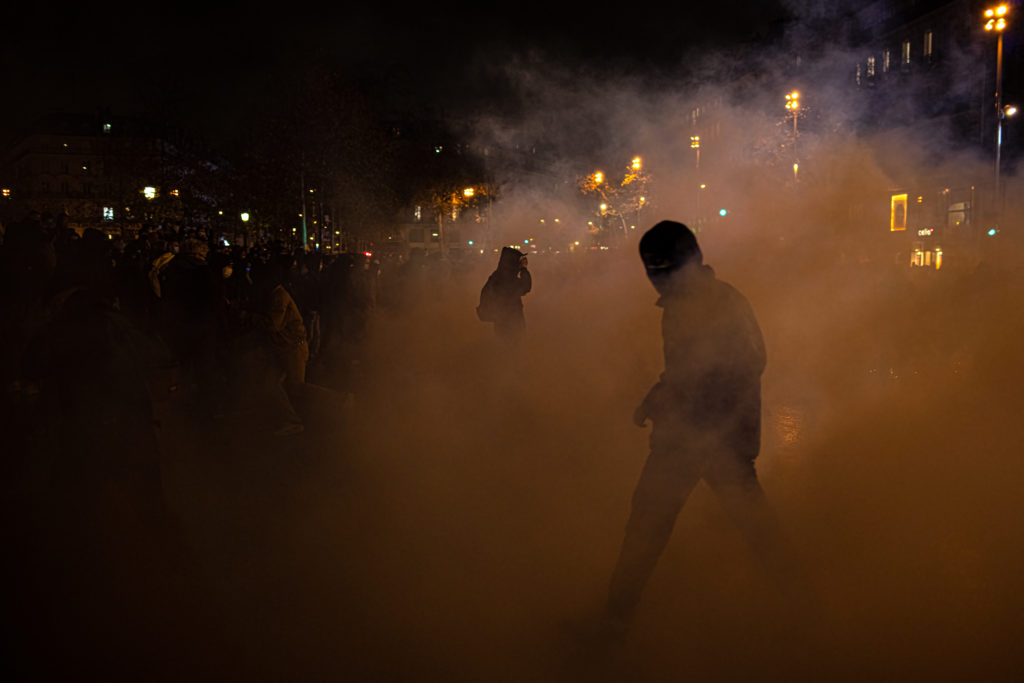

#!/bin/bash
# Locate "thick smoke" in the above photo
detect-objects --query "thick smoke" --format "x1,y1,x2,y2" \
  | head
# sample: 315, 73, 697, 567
300, 20, 1024, 682
11, 9, 1024, 683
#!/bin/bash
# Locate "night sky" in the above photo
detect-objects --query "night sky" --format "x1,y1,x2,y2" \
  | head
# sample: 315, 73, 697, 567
1, 2, 792, 147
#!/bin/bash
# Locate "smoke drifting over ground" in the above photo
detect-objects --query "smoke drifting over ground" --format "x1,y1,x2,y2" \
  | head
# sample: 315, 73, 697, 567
9, 15, 1024, 683
301, 34, 1024, 681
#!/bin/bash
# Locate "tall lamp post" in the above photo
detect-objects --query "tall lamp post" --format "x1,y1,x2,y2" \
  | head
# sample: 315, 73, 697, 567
785, 91, 801, 181
985, 4, 1010, 207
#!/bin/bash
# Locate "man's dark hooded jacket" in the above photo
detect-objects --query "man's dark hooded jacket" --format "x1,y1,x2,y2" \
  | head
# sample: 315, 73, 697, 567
638, 223, 766, 461
478, 246, 531, 330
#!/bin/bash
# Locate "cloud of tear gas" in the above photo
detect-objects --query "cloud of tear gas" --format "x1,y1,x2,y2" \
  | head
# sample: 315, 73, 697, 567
306, 22, 1024, 680
144, 18, 1024, 683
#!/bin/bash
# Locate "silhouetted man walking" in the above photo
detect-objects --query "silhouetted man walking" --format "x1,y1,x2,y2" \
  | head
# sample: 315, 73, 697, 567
606, 220, 802, 633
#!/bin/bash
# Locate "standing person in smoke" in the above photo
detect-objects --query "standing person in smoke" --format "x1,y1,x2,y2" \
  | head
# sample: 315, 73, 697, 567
245, 258, 308, 436
477, 246, 532, 344
604, 220, 807, 636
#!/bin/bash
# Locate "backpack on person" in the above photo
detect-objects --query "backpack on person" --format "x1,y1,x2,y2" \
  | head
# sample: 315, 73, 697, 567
476, 278, 499, 322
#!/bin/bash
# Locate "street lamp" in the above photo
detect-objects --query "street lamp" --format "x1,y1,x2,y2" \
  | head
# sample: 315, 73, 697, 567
785, 91, 801, 181
984, 4, 1010, 206
785, 91, 801, 136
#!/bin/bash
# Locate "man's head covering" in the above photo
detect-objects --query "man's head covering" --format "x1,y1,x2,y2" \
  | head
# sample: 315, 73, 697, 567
498, 246, 524, 272
639, 221, 702, 293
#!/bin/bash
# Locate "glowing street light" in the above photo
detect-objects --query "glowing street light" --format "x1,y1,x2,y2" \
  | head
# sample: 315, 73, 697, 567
240, 212, 250, 222
785, 91, 802, 180
984, 4, 1011, 205
594, 171, 604, 185
631, 156, 642, 171
984, 4, 1009, 31
785, 91, 801, 135
463, 187, 475, 198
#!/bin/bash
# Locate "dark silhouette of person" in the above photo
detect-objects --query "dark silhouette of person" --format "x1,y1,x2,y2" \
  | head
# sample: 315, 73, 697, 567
478, 246, 532, 343
605, 220, 805, 634
158, 237, 222, 403
17, 233, 197, 679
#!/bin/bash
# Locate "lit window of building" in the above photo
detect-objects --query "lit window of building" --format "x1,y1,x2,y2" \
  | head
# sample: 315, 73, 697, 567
902, 40, 911, 65
856, 63, 862, 85
891, 193, 908, 231
947, 202, 967, 228
143, 186, 157, 199
1, 188, 10, 197
103, 207, 114, 221
867, 56, 876, 76
883, 50, 892, 72
103, 123, 111, 134
924, 31, 933, 58
414, 205, 422, 221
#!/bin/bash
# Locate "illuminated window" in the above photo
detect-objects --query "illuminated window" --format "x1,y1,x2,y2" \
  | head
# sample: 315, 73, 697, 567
103, 207, 114, 221
902, 40, 911, 65
856, 64, 862, 85
947, 202, 967, 228
924, 31, 933, 58
143, 186, 157, 199
414, 205, 422, 221
867, 56, 876, 76
103, 123, 112, 134
883, 50, 891, 72
891, 194, 908, 231
1, 188, 10, 197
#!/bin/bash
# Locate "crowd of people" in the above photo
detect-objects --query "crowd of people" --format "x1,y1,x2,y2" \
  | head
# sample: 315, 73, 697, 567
0, 212, 393, 679
2, 212, 385, 423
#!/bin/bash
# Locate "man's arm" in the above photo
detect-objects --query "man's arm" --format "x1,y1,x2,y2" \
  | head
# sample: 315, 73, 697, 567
518, 268, 532, 296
